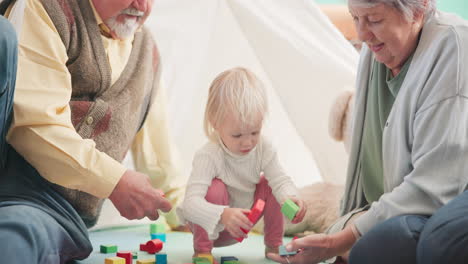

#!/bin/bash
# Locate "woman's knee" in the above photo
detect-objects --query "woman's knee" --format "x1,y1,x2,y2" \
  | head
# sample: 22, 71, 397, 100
418, 194, 468, 264
349, 215, 427, 264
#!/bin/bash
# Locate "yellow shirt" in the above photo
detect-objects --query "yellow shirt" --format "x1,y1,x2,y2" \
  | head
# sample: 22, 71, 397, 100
6, 0, 181, 200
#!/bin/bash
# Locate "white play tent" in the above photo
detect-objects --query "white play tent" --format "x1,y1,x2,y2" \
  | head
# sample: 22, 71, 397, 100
97, 0, 359, 227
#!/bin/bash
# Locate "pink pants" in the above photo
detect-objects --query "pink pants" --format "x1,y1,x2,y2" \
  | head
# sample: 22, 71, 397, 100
189, 177, 284, 253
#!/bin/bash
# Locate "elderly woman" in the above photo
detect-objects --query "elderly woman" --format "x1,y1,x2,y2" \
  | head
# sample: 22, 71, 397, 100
268, 0, 468, 263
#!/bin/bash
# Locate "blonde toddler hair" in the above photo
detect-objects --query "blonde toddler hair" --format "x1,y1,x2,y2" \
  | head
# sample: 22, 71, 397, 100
204, 67, 268, 142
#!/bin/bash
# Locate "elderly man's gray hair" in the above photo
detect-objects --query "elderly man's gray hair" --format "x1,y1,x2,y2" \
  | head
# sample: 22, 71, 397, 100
348, 0, 436, 21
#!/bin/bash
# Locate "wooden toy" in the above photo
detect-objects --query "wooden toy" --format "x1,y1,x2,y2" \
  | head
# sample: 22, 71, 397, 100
281, 199, 299, 220
100, 245, 118, 253
235, 199, 265, 242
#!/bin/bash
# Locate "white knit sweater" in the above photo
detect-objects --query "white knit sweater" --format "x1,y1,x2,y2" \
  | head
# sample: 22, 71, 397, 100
177, 136, 299, 240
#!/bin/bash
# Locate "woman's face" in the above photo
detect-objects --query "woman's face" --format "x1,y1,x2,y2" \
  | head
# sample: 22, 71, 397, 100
349, 2, 425, 75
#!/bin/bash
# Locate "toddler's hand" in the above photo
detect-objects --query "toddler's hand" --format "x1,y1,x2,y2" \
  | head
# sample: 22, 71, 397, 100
288, 197, 307, 224
221, 207, 253, 238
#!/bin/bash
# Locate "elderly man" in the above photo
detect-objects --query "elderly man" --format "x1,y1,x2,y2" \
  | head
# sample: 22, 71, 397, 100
0, 0, 182, 262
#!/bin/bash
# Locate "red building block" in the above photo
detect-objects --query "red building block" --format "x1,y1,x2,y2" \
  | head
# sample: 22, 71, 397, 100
116, 251, 132, 264
235, 199, 265, 242
142, 239, 163, 254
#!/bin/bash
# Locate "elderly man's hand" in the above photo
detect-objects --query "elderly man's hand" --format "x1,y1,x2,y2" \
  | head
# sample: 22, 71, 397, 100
109, 170, 172, 220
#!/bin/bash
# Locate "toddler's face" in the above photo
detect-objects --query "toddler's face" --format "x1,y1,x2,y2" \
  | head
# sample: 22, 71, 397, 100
217, 111, 263, 156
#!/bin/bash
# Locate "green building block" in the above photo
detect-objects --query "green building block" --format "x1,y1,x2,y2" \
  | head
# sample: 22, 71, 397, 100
150, 223, 166, 234
100, 244, 118, 253
132, 251, 138, 259
281, 199, 299, 220
192, 257, 211, 264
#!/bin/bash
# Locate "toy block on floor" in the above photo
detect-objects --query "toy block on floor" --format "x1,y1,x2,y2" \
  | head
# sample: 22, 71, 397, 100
192, 257, 210, 264
100, 245, 118, 253
221, 256, 239, 264
136, 259, 155, 264
279, 245, 297, 256
104, 257, 125, 264
116, 251, 132, 264
155, 252, 167, 264
281, 199, 299, 220
150, 222, 166, 234
197, 253, 213, 264
150, 233, 166, 242
140, 239, 163, 254
235, 199, 265, 242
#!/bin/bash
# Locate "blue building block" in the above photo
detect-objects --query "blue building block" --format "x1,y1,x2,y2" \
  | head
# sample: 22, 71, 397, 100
155, 252, 167, 264
150, 233, 166, 242
279, 245, 297, 256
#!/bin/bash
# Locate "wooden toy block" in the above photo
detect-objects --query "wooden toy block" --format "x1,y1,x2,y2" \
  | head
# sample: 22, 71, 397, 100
116, 251, 132, 264
221, 256, 239, 264
281, 199, 299, 220
192, 257, 210, 263
150, 222, 166, 234
155, 252, 167, 264
141, 239, 163, 254
197, 253, 213, 264
194, 259, 210, 264
150, 233, 166, 242
104, 257, 125, 264
279, 245, 297, 256
235, 199, 265, 242
136, 259, 155, 264
100, 244, 118, 253
193, 257, 210, 264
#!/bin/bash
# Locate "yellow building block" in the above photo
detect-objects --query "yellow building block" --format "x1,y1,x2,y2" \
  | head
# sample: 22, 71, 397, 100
136, 259, 155, 264
104, 256, 125, 264
197, 253, 214, 264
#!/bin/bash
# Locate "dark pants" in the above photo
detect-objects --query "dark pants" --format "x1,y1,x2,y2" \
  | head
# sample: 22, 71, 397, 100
0, 17, 92, 264
0, 16, 17, 169
349, 192, 468, 264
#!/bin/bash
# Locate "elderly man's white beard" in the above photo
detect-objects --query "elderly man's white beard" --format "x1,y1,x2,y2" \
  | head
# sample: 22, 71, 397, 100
104, 7, 144, 39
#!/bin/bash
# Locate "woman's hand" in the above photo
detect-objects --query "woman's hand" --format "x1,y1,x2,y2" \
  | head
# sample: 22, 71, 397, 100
288, 197, 307, 224
267, 225, 358, 264
220, 207, 253, 238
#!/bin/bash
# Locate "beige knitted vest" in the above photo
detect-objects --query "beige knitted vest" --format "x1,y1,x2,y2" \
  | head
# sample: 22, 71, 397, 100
40, 0, 160, 227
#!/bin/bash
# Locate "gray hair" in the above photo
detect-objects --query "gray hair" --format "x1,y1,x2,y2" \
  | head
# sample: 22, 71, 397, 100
348, 0, 437, 21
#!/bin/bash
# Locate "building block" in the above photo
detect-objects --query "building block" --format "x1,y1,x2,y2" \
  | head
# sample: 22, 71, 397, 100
221, 256, 239, 264
192, 257, 210, 264
235, 199, 265, 242
132, 251, 138, 259
104, 257, 125, 264
150, 222, 166, 234
150, 233, 166, 242
197, 253, 213, 264
155, 252, 167, 264
100, 245, 118, 253
279, 245, 297, 256
116, 251, 132, 264
281, 199, 299, 220
136, 259, 155, 264
140, 239, 163, 254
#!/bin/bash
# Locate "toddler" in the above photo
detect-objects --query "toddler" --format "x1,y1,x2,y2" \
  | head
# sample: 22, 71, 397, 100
177, 67, 306, 261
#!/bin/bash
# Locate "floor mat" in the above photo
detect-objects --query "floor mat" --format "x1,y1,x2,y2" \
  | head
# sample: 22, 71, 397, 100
77, 224, 292, 264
